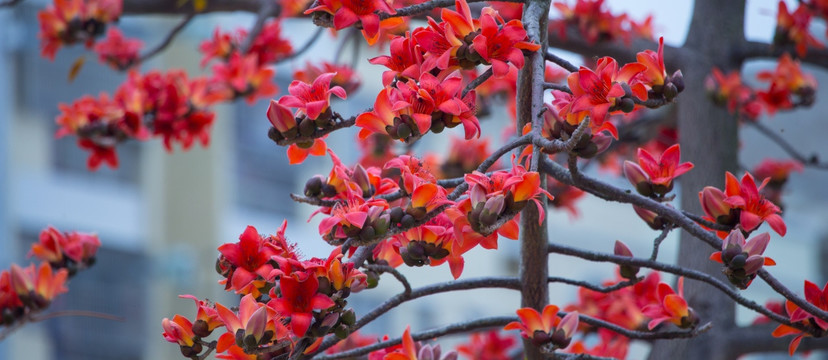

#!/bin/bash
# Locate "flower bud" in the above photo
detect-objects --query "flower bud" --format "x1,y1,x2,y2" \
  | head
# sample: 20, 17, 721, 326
633, 205, 667, 230
624, 161, 652, 196
267, 99, 296, 133
670, 70, 685, 93
299, 117, 316, 137
304, 175, 324, 197
351, 164, 373, 197
663, 83, 678, 101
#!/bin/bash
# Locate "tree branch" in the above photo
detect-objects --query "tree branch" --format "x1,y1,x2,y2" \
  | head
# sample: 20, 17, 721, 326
746, 120, 828, 170
124, 13, 196, 70
0, 0, 23, 8
547, 276, 639, 293
463, 67, 494, 98
547, 241, 808, 331
314, 316, 516, 360
363, 264, 411, 295
379, 0, 526, 20
240, 0, 280, 54
122, 0, 262, 15
308, 277, 522, 356
273, 113, 358, 147
547, 27, 686, 69
738, 41, 828, 69
725, 323, 828, 357
545, 51, 579, 73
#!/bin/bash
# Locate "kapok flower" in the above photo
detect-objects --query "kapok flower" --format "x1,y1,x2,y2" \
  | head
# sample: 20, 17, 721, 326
162, 314, 198, 349
93, 27, 143, 69
775, 1, 824, 57
504, 304, 579, 348
267, 99, 298, 138
294, 62, 361, 95
709, 230, 776, 289
180, 295, 224, 337
568, 57, 647, 128
756, 53, 817, 113
623, 144, 693, 197
30, 226, 101, 268
217, 226, 279, 297
216, 294, 285, 351
279, 72, 347, 121
641, 278, 698, 330
772, 300, 812, 356
723, 172, 786, 236
305, 0, 396, 45
268, 274, 335, 337
287, 138, 328, 165
455, 331, 516, 360
472, 12, 541, 77
789, 280, 828, 331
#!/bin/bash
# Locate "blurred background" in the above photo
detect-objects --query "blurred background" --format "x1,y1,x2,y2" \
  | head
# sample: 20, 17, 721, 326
0, 0, 827, 359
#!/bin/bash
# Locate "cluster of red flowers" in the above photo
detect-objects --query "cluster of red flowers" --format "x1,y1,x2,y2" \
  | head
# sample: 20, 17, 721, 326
706, 54, 817, 121
297, 150, 552, 279
1, 227, 99, 328
56, 70, 218, 170
550, 0, 654, 44
547, 38, 683, 158
356, 0, 540, 143
53, 17, 301, 170
775, 0, 828, 57
554, 272, 698, 358
38, 0, 123, 60
709, 230, 775, 289
163, 223, 369, 358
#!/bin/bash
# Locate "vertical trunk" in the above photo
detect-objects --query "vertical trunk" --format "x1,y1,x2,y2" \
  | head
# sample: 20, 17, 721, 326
648, 1, 745, 359
517, 0, 551, 359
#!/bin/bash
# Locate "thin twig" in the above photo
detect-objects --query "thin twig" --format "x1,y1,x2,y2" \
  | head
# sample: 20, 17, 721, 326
0, 0, 23, 7
273, 113, 358, 147
196, 340, 218, 360
240, 0, 280, 54
547, 242, 808, 331
290, 193, 341, 207
125, 13, 196, 69
308, 277, 523, 356
747, 121, 828, 170
276, 27, 325, 64
363, 264, 411, 295
547, 276, 639, 293
313, 316, 516, 360
543, 82, 572, 93
545, 51, 579, 72
462, 68, 494, 98
378, 0, 527, 20
650, 225, 673, 261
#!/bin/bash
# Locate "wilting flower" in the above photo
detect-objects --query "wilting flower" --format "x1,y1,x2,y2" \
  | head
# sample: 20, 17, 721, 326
180, 295, 225, 338
641, 277, 698, 330
623, 144, 693, 197
504, 304, 579, 348
709, 230, 776, 289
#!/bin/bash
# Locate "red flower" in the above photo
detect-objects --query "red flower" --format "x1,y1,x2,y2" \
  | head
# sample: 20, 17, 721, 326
623, 144, 693, 196
641, 278, 697, 330
723, 172, 786, 236
268, 274, 335, 337
455, 331, 516, 360
471, 12, 541, 77
306, 0, 396, 45
162, 314, 198, 348
217, 226, 279, 297
504, 304, 579, 348
280, 72, 348, 121
93, 27, 143, 69
568, 57, 646, 130
709, 230, 776, 289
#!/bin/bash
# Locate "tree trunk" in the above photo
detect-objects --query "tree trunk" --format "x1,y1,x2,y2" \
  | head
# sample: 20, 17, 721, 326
517, 0, 551, 358
648, 1, 746, 359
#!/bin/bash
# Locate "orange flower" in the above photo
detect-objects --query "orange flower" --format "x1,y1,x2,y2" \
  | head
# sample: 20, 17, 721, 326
641, 278, 697, 330
504, 304, 579, 348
